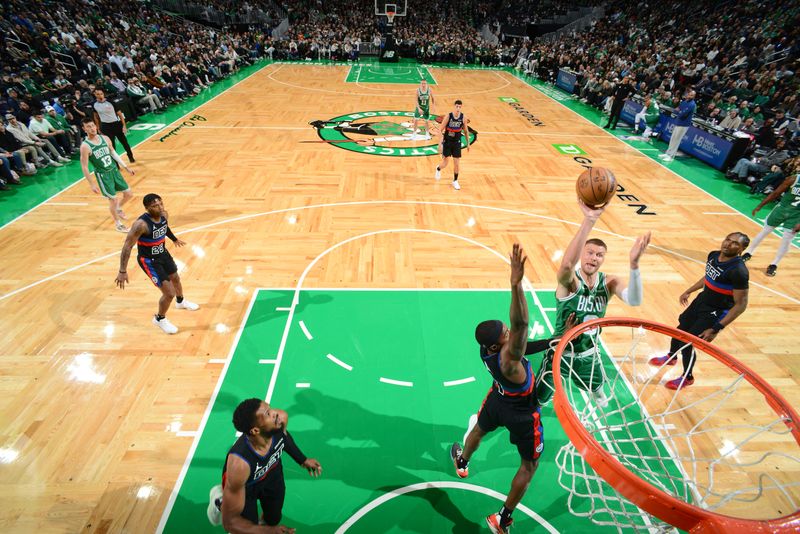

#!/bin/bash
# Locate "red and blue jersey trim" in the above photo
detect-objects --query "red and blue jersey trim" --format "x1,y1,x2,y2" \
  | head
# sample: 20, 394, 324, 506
704, 276, 734, 295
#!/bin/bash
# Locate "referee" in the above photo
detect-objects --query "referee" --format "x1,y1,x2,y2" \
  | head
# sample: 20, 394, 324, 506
93, 88, 135, 162
649, 232, 750, 390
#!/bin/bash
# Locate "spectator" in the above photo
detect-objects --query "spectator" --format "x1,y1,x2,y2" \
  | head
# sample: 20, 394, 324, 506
5, 114, 67, 167
660, 90, 696, 162
29, 109, 74, 156
0, 121, 37, 175
727, 137, 789, 183
719, 109, 742, 131
126, 77, 164, 114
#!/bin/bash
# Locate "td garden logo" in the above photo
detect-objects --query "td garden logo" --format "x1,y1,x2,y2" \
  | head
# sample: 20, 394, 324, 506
309, 110, 477, 157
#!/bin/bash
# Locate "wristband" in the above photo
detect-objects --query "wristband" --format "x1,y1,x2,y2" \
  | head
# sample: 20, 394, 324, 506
119, 271, 126, 274
711, 322, 724, 333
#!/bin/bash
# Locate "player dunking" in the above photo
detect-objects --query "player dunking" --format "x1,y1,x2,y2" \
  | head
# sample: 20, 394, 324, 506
535, 199, 650, 407
449, 244, 569, 534
207, 399, 322, 533
412, 79, 434, 138
649, 233, 750, 390
80, 118, 135, 232
115, 193, 199, 334
743, 173, 800, 277
435, 99, 469, 190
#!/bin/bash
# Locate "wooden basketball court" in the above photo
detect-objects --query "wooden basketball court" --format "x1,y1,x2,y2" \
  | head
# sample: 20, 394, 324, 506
0, 62, 798, 532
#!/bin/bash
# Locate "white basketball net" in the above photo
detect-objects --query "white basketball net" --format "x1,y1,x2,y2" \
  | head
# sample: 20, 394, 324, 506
549, 324, 800, 532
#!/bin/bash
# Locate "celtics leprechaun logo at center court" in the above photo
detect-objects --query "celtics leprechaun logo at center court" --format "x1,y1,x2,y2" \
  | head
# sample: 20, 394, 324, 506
308, 110, 477, 157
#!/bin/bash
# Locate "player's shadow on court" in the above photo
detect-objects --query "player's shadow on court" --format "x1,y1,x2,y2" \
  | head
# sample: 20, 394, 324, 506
245, 292, 335, 326
284, 389, 484, 533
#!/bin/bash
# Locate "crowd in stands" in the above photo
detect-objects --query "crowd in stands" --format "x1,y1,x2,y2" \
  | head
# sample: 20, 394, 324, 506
0, 0, 267, 190
1, 0, 798, 196
513, 0, 799, 195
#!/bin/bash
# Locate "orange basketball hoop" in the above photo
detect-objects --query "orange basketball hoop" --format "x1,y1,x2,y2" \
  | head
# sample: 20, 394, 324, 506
386, 10, 396, 24
552, 317, 800, 533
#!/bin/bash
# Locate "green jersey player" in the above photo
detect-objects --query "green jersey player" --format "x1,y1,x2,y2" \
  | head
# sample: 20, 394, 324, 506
80, 118, 135, 232
743, 173, 800, 277
412, 79, 434, 138
535, 198, 651, 407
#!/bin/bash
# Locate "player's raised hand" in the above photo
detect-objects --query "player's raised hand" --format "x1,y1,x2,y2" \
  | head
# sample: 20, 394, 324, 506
302, 458, 322, 477
578, 197, 608, 220
509, 243, 527, 285
629, 231, 651, 268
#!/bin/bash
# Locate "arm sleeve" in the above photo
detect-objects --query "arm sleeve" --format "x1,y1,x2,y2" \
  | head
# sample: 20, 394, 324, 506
166, 227, 177, 242
525, 337, 558, 355
283, 431, 308, 465
620, 268, 643, 306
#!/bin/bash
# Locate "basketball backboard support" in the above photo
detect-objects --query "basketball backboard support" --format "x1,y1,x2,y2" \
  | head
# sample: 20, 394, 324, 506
375, 0, 407, 16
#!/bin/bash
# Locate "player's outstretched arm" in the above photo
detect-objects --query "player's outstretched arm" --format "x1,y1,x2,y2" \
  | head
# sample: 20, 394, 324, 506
679, 276, 706, 306
506, 243, 529, 361
104, 135, 133, 174
116, 219, 147, 289
557, 199, 609, 291
752, 175, 794, 216
608, 232, 651, 306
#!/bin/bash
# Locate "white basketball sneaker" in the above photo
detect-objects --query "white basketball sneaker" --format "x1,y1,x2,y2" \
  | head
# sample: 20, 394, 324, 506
153, 315, 179, 334
176, 299, 200, 311
207, 484, 223, 526
452, 180, 461, 190
435, 167, 441, 180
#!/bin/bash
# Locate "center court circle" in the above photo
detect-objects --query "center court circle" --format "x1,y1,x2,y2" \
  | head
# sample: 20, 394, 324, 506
311, 110, 478, 157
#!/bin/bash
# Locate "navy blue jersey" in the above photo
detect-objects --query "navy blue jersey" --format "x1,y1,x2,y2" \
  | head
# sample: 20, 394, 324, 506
444, 112, 465, 141
698, 250, 749, 309
222, 431, 306, 494
480, 347, 536, 408
136, 213, 170, 259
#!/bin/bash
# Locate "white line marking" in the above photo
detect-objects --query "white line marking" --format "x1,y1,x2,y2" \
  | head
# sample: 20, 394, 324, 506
268, 64, 508, 97
155, 289, 259, 534
295, 382, 311, 388
3, 200, 797, 305
3, 61, 276, 231
189, 125, 307, 130
542, 307, 556, 312
443, 377, 476, 387
259, 359, 278, 364
275, 307, 291, 311
379, 377, 414, 387
208, 358, 227, 364
326, 353, 353, 371
46, 202, 89, 206
175, 431, 197, 437
334, 481, 558, 534
299, 320, 313, 340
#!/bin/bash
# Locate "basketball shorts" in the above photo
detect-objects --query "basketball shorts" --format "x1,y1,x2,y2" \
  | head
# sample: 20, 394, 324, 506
766, 203, 800, 230
442, 138, 462, 158
96, 168, 129, 199
242, 475, 285, 526
414, 106, 430, 120
477, 388, 544, 461
535, 347, 604, 405
137, 254, 178, 287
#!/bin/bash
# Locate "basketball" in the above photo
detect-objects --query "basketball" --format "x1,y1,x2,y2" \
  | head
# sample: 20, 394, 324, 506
576, 167, 617, 208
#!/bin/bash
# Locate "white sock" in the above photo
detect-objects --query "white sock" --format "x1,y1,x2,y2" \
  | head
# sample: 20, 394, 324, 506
770, 231, 796, 265
746, 224, 774, 256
